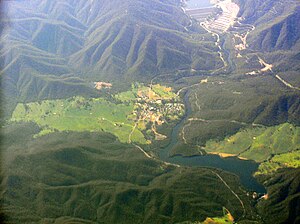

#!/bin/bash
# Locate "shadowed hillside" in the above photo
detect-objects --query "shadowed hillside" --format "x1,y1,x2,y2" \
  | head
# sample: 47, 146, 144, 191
257, 168, 300, 224
0, 123, 257, 223
0, 0, 222, 113
1, 0, 300, 223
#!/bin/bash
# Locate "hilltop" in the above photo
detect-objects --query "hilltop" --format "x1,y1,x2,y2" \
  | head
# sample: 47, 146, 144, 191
1, 0, 300, 223
0, 0, 222, 116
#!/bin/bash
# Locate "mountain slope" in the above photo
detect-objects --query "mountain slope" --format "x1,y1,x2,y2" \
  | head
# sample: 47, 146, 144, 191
0, 0, 222, 112
257, 168, 300, 224
0, 123, 256, 223
235, 0, 300, 71
169, 0, 300, 172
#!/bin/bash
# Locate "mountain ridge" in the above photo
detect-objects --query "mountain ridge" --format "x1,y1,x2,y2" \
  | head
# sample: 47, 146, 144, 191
1, 0, 223, 112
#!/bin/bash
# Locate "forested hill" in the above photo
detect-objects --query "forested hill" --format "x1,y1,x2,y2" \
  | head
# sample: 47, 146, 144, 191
1, 0, 300, 223
0, 0, 221, 110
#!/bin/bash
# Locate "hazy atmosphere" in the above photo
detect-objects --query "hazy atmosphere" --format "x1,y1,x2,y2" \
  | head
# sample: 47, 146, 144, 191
0, 0, 299, 223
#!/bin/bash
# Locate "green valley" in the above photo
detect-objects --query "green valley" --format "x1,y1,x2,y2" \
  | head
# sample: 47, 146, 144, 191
10, 84, 184, 144
205, 123, 300, 162
256, 150, 300, 175
1, 0, 300, 223
177, 207, 234, 224
0, 123, 257, 224
204, 123, 300, 177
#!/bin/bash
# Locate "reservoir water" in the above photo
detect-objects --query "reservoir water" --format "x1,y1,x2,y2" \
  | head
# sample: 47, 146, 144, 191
159, 90, 266, 193
157, 1, 265, 192
185, 0, 213, 9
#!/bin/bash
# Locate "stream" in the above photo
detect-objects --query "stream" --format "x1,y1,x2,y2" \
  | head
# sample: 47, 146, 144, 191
157, 2, 265, 192
158, 89, 266, 193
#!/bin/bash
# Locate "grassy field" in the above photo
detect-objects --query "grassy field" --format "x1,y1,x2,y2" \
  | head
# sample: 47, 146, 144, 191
205, 123, 300, 162
182, 75, 300, 149
11, 96, 147, 144
114, 83, 140, 102
202, 207, 234, 224
256, 150, 300, 175
152, 84, 177, 99
178, 207, 234, 224
10, 83, 183, 145
115, 83, 178, 102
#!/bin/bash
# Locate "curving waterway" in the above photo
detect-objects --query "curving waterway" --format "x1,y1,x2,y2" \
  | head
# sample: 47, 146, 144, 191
157, 2, 265, 192
158, 90, 266, 193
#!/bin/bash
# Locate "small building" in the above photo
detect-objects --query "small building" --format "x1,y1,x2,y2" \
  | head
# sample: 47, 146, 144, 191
94, 82, 112, 90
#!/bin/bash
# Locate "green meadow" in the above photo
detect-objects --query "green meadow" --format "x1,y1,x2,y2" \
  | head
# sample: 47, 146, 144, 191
114, 83, 139, 102
10, 83, 181, 145
151, 84, 177, 99
11, 96, 147, 144
178, 207, 234, 224
115, 83, 178, 102
205, 123, 300, 162
256, 150, 300, 175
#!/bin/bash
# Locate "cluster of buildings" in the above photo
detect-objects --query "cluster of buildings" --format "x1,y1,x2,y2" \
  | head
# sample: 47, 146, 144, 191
132, 87, 184, 127
186, 0, 240, 33
185, 7, 217, 22
94, 82, 112, 90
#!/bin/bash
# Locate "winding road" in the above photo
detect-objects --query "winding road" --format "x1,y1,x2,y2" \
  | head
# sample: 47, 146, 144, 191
133, 2, 268, 199
210, 170, 246, 218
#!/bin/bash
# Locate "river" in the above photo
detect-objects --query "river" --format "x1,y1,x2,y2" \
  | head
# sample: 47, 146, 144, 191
157, 1, 265, 192
158, 89, 266, 193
